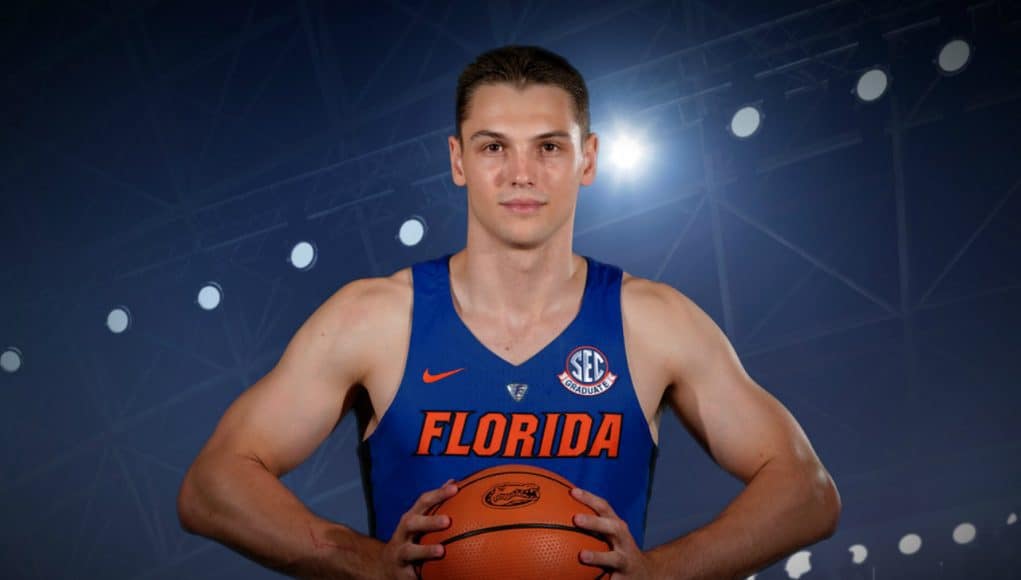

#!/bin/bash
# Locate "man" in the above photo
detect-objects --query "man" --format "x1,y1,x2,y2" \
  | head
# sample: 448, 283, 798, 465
177, 45, 841, 579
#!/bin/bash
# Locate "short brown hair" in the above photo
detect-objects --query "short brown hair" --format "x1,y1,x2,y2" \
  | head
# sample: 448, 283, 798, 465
455, 45, 590, 142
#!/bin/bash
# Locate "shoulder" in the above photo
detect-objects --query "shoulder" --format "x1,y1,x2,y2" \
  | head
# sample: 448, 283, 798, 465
284, 268, 413, 387
620, 271, 740, 386
331, 267, 412, 309
302, 267, 413, 354
620, 271, 697, 326
619, 272, 708, 375
322, 267, 412, 329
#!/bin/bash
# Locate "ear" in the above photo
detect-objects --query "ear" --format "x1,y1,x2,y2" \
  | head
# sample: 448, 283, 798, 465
449, 135, 466, 187
580, 132, 598, 186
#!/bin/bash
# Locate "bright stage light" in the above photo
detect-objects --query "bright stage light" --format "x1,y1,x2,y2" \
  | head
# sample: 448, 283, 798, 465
729, 105, 763, 139
854, 67, 890, 103
609, 134, 644, 172
937, 38, 972, 75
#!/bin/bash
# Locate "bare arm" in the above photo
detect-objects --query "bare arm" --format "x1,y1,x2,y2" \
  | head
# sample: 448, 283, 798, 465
179, 455, 380, 578
176, 276, 403, 579
630, 280, 841, 579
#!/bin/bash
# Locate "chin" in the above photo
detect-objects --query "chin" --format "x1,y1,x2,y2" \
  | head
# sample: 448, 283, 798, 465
500, 237, 544, 250
499, 231, 549, 250
497, 220, 570, 250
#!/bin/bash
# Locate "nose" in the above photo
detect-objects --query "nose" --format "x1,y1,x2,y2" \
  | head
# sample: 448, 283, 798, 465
508, 149, 535, 188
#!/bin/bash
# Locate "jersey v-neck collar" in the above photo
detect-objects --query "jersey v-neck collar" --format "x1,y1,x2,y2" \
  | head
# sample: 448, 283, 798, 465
440, 253, 594, 369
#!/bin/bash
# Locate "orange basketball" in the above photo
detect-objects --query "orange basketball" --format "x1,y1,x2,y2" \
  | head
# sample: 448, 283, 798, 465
416, 464, 610, 580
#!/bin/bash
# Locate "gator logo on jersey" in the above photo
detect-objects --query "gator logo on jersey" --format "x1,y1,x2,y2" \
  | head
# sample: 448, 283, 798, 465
483, 482, 540, 509
558, 346, 617, 396
415, 411, 621, 458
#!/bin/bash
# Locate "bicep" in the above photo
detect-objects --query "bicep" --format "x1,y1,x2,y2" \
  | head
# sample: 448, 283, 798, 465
194, 284, 369, 477
666, 294, 819, 484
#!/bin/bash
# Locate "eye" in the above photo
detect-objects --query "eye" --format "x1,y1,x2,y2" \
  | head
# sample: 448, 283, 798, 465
484, 142, 503, 152
541, 142, 560, 152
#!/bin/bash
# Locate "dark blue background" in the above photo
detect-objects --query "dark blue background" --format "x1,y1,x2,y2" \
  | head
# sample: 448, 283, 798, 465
2, 1, 1019, 578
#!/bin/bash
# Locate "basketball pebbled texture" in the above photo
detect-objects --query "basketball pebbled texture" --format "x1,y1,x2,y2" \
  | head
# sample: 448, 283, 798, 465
417, 464, 610, 580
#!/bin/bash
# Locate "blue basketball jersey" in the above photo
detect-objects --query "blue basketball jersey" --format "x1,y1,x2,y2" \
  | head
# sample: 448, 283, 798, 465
357, 253, 658, 547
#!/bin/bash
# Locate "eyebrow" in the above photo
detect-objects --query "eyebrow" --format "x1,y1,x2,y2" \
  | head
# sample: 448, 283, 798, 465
468, 130, 572, 142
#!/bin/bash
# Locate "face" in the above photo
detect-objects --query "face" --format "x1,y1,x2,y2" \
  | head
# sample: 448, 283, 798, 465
449, 82, 598, 250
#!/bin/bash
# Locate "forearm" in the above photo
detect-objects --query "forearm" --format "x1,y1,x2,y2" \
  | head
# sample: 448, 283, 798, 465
178, 454, 381, 579
648, 460, 839, 580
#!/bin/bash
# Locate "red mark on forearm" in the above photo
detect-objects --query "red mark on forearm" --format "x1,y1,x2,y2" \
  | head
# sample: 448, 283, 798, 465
308, 523, 344, 550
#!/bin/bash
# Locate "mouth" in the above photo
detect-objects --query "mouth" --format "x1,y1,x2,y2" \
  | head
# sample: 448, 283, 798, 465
500, 198, 547, 214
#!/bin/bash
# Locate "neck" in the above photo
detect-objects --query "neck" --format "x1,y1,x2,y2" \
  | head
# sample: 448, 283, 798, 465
451, 230, 584, 323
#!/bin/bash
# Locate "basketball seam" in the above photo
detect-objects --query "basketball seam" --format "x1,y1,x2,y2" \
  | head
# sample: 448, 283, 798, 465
437, 522, 609, 546
459, 470, 573, 492
417, 470, 607, 580
418, 523, 611, 580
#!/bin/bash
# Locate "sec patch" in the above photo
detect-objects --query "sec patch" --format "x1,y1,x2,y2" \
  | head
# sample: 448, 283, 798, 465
557, 345, 617, 396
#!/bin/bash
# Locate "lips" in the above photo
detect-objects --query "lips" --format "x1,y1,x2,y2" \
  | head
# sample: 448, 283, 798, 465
500, 198, 547, 209
501, 198, 545, 205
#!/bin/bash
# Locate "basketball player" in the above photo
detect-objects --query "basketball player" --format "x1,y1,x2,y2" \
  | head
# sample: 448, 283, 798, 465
177, 46, 841, 579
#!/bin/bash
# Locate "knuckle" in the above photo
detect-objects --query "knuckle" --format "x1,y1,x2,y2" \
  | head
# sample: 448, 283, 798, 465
396, 543, 416, 563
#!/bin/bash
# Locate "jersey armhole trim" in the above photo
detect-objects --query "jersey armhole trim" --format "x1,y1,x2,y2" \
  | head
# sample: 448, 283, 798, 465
618, 271, 659, 449
361, 266, 417, 445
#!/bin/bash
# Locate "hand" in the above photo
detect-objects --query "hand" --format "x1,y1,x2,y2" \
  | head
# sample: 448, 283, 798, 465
377, 479, 458, 579
571, 487, 662, 579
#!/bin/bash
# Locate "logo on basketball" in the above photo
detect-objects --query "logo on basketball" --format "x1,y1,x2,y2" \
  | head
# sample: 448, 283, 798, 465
483, 482, 540, 509
557, 346, 617, 396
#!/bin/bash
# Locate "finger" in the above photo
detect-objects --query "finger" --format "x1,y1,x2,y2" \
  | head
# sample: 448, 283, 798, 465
579, 548, 625, 571
409, 480, 458, 515
398, 541, 445, 563
571, 487, 619, 519
572, 513, 625, 540
403, 513, 451, 534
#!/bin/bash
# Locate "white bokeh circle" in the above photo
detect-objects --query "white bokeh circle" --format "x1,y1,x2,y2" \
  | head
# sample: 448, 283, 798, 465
898, 533, 922, 555
106, 306, 131, 334
855, 68, 890, 102
937, 39, 971, 75
198, 283, 224, 311
730, 105, 763, 139
1, 347, 23, 373
290, 241, 317, 270
398, 217, 426, 247
952, 522, 976, 544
